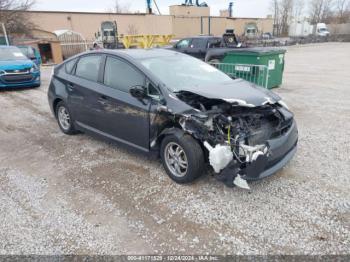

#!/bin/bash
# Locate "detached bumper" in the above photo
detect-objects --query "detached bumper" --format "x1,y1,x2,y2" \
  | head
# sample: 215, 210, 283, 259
217, 120, 298, 185
244, 120, 298, 180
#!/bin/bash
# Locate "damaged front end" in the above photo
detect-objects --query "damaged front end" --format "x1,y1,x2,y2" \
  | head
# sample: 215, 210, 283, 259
174, 91, 297, 188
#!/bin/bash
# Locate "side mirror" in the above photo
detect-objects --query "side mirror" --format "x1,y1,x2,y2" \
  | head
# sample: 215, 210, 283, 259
130, 85, 147, 99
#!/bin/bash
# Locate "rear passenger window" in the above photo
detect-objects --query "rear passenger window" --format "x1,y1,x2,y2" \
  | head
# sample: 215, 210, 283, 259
75, 55, 102, 82
191, 39, 207, 49
104, 57, 145, 92
65, 58, 78, 74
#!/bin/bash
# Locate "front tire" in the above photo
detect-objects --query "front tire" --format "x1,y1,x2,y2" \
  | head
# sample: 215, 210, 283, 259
55, 101, 77, 135
160, 134, 205, 184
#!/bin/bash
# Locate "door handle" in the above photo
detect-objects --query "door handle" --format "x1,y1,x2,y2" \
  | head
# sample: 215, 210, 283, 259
98, 95, 108, 106
67, 83, 74, 91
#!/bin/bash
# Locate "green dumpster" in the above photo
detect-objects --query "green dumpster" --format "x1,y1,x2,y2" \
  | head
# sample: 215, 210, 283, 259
220, 48, 286, 89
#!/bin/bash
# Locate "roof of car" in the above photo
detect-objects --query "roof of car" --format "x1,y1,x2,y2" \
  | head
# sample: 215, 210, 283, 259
0, 45, 16, 49
189, 36, 221, 39
99, 48, 182, 60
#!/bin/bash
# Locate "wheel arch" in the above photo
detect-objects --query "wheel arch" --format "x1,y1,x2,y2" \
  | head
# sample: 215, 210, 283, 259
53, 98, 63, 118
156, 127, 186, 147
156, 127, 208, 162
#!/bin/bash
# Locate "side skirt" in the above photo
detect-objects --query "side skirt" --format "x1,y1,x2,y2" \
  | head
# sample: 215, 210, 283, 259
75, 121, 150, 153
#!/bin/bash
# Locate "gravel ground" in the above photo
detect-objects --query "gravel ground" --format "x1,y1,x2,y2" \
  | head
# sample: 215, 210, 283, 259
0, 43, 349, 255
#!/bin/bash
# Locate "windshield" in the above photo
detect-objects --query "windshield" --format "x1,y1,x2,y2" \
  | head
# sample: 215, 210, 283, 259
18, 46, 35, 58
319, 28, 327, 32
140, 55, 233, 91
0, 47, 28, 61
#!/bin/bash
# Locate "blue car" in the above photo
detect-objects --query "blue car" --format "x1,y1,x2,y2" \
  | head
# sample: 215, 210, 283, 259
17, 45, 42, 66
0, 46, 41, 88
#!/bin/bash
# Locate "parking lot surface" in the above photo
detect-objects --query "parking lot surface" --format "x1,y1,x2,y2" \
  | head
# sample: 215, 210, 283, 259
0, 43, 349, 255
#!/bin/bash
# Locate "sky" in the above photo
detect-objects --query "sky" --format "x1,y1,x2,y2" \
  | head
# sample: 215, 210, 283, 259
34, 0, 272, 18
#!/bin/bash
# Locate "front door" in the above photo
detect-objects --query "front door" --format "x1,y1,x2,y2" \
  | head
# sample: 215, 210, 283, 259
175, 38, 192, 55
94, 55, 151, 151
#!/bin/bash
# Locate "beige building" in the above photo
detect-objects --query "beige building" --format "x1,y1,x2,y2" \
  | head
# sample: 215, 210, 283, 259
169, 5, 210, 17
26, 5, 273, 41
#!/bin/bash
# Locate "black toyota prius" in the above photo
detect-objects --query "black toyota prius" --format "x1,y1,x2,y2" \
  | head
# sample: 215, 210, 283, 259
48, 49, 298, 188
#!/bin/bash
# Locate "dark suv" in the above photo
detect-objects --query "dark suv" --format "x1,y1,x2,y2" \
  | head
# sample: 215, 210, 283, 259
48, 49, 298, 188
171, 36, 223, 60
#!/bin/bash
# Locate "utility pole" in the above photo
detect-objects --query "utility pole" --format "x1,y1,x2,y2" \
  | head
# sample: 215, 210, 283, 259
228, 2, 234, 18
147, 0, 161, 15
153, 0, 161, 15
1, 23, 10, 46
273, 0, 278, 36
146, 0, 152, 14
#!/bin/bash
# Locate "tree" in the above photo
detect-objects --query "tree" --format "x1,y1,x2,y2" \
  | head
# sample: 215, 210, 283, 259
309, 0, 334, 24
0, 0, 36, 34
335, 0, 350, 23
270, 0, 294, 36
279, 0, 294, 35
293, 0, 305, 20
270, 0, 280, 36
109, 0, 130, 13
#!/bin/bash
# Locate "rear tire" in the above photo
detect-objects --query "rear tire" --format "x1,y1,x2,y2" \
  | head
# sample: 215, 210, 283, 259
160, 134, 205, 184
55, 101, 77, 135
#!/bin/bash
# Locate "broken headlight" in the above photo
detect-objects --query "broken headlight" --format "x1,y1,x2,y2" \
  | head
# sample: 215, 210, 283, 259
30, 64, 39, 73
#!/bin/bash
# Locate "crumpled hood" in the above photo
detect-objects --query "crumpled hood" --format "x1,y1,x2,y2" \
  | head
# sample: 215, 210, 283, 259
178, 79, 281, 107
0, 60, 34, 71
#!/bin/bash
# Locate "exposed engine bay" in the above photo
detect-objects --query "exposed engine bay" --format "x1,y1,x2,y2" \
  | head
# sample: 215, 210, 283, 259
175, 91, 294, 188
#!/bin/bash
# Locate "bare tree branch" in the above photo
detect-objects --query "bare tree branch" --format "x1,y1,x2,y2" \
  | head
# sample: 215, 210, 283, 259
108, 0, 130, 13
309, 0, 335, 24
293, 0, 305, 20
270, 0, 294, 36
335, 0, 350, 22
0, 0, 36, 34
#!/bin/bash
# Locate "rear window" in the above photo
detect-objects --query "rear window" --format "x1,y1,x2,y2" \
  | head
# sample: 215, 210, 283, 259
65, 58, 78, 74
18, 46, 35, 58
208, 38, 222, 48
75, 55, 102, 82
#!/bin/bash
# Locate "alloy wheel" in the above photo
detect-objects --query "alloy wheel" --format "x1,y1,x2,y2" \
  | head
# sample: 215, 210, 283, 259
164, 142, 188, 178
58, 106, 71, 131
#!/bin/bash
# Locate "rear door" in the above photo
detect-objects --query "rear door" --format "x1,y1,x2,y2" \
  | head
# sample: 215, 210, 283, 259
67, 54, 105, 129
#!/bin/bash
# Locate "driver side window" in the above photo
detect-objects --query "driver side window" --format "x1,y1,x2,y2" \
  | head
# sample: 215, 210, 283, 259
147, 82, 162, 100
176, 39, 190, 49
104, 56, 145, 93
